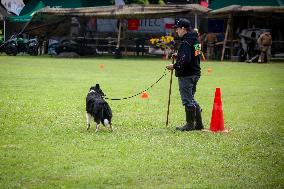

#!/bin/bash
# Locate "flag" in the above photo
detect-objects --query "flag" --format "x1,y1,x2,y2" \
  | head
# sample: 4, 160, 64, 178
128, 19, 139, 30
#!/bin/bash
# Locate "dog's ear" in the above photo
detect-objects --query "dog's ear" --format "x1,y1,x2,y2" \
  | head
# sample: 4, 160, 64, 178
95, 84, 100, 89
89, 86, 94, 91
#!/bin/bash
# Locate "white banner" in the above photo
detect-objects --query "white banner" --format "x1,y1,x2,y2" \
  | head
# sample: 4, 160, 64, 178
96, 18, 175, 33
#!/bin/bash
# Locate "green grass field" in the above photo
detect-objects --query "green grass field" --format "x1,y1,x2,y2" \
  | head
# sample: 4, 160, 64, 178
0, 55, 283, 188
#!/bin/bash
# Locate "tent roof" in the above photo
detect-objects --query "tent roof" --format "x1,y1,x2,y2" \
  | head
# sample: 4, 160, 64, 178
20, 0, 112, 16
209, 5, 284, 17
9, 0, 113, 22
209, 0, 283, 10
8, 0, 46, 22
23, 4, 209, 36
31, 4, 210, 21
0, 3, 13, 20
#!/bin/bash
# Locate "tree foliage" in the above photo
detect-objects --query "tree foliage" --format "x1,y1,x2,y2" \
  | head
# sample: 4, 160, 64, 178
23, 0, 31, 5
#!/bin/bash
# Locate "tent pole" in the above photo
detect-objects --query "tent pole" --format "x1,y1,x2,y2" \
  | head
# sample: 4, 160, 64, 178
116, 20, 122, 48
230, 16, 234, 59
194, 13, 198, 30
4, 18, 6, 41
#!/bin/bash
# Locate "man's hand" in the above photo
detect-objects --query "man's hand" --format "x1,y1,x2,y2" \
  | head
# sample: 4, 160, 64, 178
166, 64, 174, 70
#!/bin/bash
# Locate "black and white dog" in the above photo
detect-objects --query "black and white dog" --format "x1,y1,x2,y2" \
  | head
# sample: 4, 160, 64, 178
86, 84, 112, 132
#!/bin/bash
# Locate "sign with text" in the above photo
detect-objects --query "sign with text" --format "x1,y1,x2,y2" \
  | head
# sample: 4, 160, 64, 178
96, 18, 175, 33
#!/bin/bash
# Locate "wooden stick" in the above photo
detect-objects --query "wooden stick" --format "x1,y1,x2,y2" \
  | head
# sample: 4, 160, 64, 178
166, 58, 174, 126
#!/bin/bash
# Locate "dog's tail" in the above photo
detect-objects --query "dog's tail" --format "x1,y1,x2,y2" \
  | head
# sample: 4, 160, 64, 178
103, 103, 112, 118
103, 119, 109, 126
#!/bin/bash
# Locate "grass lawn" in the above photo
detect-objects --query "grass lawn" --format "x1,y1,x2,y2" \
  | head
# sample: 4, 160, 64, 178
0, 55, 283, 188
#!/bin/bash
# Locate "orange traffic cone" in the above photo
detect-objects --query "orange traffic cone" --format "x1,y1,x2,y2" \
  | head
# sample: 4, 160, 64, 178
141, 92, 149, 99
209, 88, 225, 132
207, 68, 212, 74
99, 64, 104, 69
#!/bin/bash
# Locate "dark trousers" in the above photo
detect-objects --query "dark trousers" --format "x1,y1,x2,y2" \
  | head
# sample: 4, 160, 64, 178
178, 76, 200, 109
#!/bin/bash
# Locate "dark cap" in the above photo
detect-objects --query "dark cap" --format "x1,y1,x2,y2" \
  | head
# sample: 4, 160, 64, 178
173, 19, 191, 29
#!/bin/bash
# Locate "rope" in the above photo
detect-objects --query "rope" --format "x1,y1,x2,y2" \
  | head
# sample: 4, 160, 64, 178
104, 68, 169, 101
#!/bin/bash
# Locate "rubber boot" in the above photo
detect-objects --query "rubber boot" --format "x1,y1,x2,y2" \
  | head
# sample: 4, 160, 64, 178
195, 105, 204, 130
176, 106, 195, 131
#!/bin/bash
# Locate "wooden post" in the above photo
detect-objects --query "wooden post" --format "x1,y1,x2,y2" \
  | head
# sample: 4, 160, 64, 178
230, 16, 234, 59
221, 15, 232, 61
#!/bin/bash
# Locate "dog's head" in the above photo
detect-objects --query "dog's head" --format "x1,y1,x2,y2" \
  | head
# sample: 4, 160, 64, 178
89, 84, 105, 97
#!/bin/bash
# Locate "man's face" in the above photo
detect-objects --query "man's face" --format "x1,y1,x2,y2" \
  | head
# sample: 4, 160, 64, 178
176, 27, 187, 37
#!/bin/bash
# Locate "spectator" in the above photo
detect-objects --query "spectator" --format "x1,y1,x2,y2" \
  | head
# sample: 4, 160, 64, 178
257, 32, 272, 63
204, 33, 217, 60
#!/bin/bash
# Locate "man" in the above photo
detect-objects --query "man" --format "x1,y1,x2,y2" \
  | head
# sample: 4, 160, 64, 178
204, 32, 217, 60
247, 31, 257, 61
257, 32, 272, 63
166, 19, 204, 131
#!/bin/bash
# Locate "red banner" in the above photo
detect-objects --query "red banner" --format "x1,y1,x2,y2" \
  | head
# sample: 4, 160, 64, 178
127, 19, 139, 30
165, 23, 174, 29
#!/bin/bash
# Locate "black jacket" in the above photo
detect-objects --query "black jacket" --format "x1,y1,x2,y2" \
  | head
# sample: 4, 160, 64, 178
173, 32, 201, 77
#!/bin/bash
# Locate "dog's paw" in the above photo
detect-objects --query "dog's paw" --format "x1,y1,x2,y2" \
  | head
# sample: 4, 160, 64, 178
86, 124, 90, 130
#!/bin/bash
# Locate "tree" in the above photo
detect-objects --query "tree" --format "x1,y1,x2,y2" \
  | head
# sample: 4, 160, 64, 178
23, 0, 31, 5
